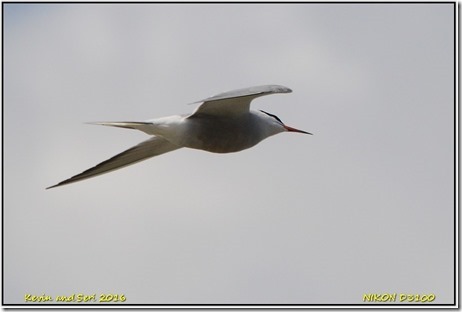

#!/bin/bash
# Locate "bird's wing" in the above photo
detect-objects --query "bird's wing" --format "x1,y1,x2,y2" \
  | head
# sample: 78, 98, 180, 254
190, 85, 292, 117
47, 136, 180, 189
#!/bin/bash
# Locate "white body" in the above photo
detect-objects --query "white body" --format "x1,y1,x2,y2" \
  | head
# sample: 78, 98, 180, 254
137, 110, 282, 153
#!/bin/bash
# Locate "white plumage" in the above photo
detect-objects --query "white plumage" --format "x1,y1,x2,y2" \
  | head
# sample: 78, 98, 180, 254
47, 85, 310, 189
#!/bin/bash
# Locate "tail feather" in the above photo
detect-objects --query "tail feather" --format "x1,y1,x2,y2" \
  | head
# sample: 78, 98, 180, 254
87, 121, 154, 134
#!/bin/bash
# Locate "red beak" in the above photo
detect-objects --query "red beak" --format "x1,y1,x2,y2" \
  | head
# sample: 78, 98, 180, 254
284, 125, 312, 135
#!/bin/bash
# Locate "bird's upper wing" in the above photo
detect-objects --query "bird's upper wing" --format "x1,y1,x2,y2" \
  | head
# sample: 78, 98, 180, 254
47, 136, 180, 189
190, 85, 292, 117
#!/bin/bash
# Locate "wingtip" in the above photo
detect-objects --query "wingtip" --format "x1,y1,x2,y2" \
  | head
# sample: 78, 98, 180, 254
46, 180, 72, 189
46, 180, 76, 189
46, 183, 60, 190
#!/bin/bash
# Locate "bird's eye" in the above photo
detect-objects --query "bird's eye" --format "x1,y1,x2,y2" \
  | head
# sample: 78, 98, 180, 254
260, 110, 283, 124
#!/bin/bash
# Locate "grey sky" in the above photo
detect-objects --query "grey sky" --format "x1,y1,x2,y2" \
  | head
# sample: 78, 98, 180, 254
3, 3, 455, 305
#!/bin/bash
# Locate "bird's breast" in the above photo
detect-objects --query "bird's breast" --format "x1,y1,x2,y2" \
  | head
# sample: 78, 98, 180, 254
181, 114, 264, 153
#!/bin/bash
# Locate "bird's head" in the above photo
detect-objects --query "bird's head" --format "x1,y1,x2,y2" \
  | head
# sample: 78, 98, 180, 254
259, 110, 312, 136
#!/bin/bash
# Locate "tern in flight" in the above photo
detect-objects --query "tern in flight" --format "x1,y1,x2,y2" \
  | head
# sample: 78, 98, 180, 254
47, 85, 311, 189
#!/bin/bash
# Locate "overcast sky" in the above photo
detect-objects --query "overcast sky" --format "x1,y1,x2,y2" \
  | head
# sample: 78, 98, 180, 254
3, 3, 455, 306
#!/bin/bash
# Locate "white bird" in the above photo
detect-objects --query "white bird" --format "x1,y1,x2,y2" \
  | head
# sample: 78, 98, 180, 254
47, 85, 311, 189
